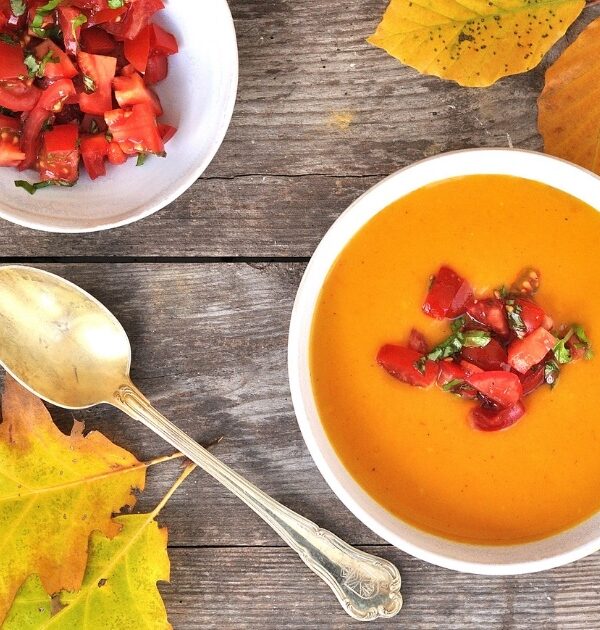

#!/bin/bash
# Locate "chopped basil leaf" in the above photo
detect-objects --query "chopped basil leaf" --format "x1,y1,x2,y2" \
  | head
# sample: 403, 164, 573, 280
136, 153, 148, 166
83, 75, 97, 93
10, 0, 26, 17
442, 378, 464, 392
71, 13, 87, 36
573, 324, 594, 360
24, 51, 58, 78
108, 0, 126, 8
544, 360, 560, 388
0, 33, 17, 44
15, 180, 51, 195
37, 0, 63, 14
462, 330, 491, 348
505, 300, 526, 339
451, 316, 466, 334
553, 328, 575, 365
495, 285, 508, 299
89, 119, 100, 134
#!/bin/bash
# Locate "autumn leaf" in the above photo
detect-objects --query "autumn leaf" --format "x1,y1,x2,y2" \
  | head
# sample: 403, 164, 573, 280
3, 464, 195, 630
0, 376, 178, 624
538, 17, 600, 173
367, 0, 584, 87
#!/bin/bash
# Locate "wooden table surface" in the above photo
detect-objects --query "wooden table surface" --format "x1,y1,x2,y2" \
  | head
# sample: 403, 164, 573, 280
3, 1, 600, 628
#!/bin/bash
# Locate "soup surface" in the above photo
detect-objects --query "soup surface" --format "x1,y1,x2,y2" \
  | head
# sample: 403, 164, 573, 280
310, 175, 600, 544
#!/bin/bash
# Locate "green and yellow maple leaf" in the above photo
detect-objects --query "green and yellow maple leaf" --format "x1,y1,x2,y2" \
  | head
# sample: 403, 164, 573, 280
368, 0, 584, 87
0, 377, 176, 624
3, 465, 195, 630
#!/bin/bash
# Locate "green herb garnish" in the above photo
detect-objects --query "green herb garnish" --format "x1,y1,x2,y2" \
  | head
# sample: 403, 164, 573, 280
24, 51, 59, 78
505, 299, 526, 339
71, 13, 87, 36
136, 153, 148, 166
554, 328, 575, 365
10, 0, 26, 17
415, 328, 490, 373
82, 75, 97, 93
15, 180, 52, 195
442, 378, 464, 392
451, 316, 466, 334
108, 0, 126, 8
462, 330, 492, 348
0, 33, 18, 44
89, 119, 100, 134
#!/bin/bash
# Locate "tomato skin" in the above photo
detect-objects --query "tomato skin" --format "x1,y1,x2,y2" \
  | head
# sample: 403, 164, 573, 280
104, 0, 165, 40
150, 23, 178, 55
437, 360, 465, 386
377, 344, 439, 388
124, 24, 151, 72
408, 328, 428, 353
37, 78, 76, 111
38, 123, 80, 185
113, 71, 162, 115
57, 6, 85, 56
81, 133, 109, 179
35, 41, 78, 80
86, 6, 127, 26
461, 338, 508, 371
514, 298, 546, 335
470, 401, 525, 432
423, 266, 473, 320
80, 27, 116, 55
77, 51, 117, 115
459, 360, 483, 377
105, 102, 164, 155
466, 370, 523, 407
157, 122, 176, 143
144, 53, 167, 85
519, 362, 546, 396
0, 40, 26, 81
466, 298, 509, 337
508, 327, 557, 374
0, 79, 40, 112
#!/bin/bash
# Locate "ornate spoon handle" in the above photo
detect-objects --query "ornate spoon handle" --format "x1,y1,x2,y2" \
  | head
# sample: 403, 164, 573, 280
113, 382, 402, 621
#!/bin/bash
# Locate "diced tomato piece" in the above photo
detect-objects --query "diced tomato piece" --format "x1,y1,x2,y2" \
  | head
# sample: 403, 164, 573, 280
423, 266, 473, 320
113, 71, 162, 115
377, 344, 439, 388
107, 140, 127, 164
77, 51, 117, 116
124, 24, 150, 73
34, 41, 78, 80
105, 103, 164, 155
0, 116, 25, 166
470, 401, 525, 432
466, 371, 523, 407
86, 6, 127, 26
0, 40, 26, 81
513, 298, 546, 335
461, 338, 508, 371
437, 360, 465, 386
158, 122, 176, 143
81, 26, 116, 55
519, 362, 546, 396
508, 327, 556, 374
0, 79, 40, 111
459, 360, 483, 377
20, 79, 76, 169
38, 123, 80, 185
104, 0, 164, 40
408, 328, 428, 354
150, 23, 178, 55
466, 298, 509, 337
144, 53, 167, 85
57, 6, 86, 56
81, 133, 109, 180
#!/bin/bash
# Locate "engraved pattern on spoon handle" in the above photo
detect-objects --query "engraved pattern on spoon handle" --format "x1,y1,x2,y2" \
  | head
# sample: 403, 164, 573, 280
113, 383, 402, 621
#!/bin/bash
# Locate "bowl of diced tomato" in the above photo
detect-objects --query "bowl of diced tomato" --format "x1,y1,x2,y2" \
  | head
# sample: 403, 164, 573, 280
0, 0, 238, 231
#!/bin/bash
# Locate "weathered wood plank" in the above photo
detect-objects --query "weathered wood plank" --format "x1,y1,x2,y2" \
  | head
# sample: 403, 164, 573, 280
161, 546, 600, 629
0, 2, 596, 256
15, 262, 385, 548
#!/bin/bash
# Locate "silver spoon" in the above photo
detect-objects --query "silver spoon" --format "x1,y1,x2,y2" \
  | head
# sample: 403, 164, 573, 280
0, 265, 402, 621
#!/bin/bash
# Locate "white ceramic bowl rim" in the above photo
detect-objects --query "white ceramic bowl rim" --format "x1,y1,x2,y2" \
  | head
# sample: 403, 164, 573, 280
288, 148, 600, 575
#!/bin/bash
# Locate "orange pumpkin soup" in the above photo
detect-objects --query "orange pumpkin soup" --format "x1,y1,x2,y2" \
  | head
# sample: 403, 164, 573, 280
310, 175, 600, 545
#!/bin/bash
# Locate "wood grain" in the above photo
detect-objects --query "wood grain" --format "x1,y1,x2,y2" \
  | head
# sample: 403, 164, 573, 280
0, 2, 596, 257
161, 546, 600, 629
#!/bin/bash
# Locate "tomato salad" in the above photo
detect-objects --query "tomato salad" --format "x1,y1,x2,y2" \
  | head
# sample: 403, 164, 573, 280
377, 267, 594, 431
0, 0, 178, 192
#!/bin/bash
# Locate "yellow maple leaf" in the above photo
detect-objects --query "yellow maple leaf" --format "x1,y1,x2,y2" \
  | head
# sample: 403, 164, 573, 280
367, 0, 584, 87
0, 377, 172, 624
3, 465, 195, 630
538, 17, 600, 173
